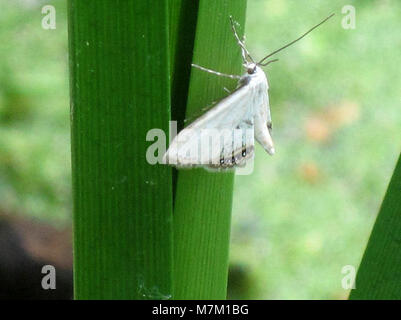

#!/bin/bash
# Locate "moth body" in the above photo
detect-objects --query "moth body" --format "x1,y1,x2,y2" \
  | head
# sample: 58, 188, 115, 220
240, 65, 275, 156
163, 64, 274, 169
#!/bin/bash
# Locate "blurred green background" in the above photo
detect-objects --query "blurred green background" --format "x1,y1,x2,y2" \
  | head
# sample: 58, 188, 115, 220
1, 0, 400, 299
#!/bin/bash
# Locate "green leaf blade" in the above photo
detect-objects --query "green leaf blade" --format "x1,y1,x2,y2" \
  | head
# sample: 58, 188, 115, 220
173, 0, 248, 300
68, 1, 173, 299
350, 153, 401, 299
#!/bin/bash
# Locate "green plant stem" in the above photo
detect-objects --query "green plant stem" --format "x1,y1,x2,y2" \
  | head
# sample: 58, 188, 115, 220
173, 0, 248, 299
68, 1, 173, 299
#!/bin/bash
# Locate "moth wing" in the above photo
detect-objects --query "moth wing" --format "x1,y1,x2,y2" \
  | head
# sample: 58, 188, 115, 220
206, 116, 255, 170
254, 80, 275, 155
163, 83, 254, 167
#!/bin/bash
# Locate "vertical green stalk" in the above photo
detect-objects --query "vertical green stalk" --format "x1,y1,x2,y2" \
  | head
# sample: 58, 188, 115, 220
350, 153, 401, 299
68, 1, 172, 299
169, 0, 200, 196
173, 0, 248, 299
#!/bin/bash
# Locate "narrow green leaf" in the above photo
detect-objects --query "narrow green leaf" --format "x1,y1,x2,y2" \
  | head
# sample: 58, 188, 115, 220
68, 1, 173, 299
169, 0, 200, 195
170, 1, 200, 128
173, 0, 248, 299
350, 153, 401, 299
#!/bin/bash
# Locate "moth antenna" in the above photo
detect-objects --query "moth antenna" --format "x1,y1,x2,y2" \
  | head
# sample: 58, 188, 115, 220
191, 63, 241, 79
258, 13, 335, 65
259, 59, 279, 67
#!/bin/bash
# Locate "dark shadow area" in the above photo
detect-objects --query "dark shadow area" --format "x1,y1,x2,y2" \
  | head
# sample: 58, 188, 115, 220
0, 216, 73, 299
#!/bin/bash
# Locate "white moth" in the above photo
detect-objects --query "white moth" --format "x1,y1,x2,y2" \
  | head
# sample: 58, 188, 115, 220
163, 14, 334, 170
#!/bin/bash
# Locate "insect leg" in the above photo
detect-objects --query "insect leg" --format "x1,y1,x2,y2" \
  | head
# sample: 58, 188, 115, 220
191, 64, 241, 79
229, 16, 254, 63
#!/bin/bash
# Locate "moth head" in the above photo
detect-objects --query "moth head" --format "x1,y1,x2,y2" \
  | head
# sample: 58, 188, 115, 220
246, 63, 257, 74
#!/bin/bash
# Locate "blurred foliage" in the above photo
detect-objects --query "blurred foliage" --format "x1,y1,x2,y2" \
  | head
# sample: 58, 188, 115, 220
0, 0, 400, 299
0, 0, 70, 224
230, 0, 401, 299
